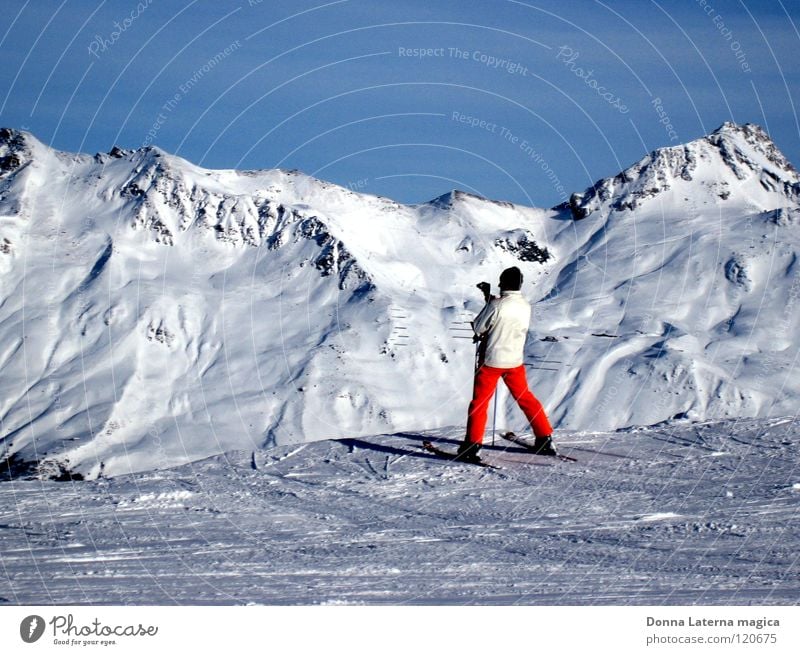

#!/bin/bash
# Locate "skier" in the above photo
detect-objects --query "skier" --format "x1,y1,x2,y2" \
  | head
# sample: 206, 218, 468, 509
457, 266, 556, 462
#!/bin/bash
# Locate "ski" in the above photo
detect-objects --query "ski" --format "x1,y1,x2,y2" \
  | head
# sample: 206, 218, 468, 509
421, 441, 501, 469
501, 432, 578, 462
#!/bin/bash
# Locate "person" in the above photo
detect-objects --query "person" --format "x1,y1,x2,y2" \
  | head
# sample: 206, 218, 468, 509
457, 266, 556, 462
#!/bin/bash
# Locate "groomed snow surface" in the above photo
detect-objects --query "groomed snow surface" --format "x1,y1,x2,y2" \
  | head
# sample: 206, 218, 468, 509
2, 123, 800, 478
1, 416, 797, 605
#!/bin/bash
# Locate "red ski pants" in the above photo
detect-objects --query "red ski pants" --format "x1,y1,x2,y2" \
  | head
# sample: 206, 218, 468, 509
466, 364, 552, 445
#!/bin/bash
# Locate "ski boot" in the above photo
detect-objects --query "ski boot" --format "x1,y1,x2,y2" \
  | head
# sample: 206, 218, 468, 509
456, 441, 483, 464
531, 435, 558, 456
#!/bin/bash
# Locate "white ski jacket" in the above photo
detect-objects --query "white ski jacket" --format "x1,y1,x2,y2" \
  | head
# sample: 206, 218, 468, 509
472, 290, 531, 368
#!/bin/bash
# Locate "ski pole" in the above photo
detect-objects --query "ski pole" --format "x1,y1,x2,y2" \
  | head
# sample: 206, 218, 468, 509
491, 392, 497, 446
474, 281, 495, 445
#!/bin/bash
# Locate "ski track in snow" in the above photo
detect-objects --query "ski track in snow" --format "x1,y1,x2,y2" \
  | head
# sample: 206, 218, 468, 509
1, 417, 798, 605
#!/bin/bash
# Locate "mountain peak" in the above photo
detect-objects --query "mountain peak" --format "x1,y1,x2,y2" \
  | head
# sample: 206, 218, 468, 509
568, 121, 799, 219
428, 189, 474, 208
427, 189, 515, 210
701, 121, 798, 181
0, 127, 53, 154
0, 126, 30, 145
0, 127, 35, 173
712, 120, 765, 137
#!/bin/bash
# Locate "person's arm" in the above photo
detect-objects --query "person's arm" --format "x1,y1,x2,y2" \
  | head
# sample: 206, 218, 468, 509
476, 282, 492, 302
472, 300, 498, 338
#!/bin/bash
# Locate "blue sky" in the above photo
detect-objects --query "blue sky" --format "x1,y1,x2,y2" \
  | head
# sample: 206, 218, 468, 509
1, 0, 799, 206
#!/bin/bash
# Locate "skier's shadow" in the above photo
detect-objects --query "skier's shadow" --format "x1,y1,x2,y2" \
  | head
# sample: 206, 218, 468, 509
389, 432, 531, 454
337, 437, 424, 458
392, 432, 460, 446
337, 433, 462, 460
337, 434, 538, 464
395, 432, 533, 456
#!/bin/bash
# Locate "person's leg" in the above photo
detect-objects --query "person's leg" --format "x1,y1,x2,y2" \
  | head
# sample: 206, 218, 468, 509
465, 366, 503, 445
502, 365, 553, 437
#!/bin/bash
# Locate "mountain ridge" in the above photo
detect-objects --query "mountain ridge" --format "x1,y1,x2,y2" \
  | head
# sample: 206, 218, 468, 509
1, 122, 798, 479
568, 121, 800, 219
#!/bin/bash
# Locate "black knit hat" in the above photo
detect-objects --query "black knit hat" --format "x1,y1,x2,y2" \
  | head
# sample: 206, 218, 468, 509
499, 266, 523, 291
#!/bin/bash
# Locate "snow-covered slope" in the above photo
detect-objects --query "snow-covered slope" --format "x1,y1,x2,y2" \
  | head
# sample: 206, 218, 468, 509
0, 123, 798, 478
2, 418, 798, 604
0, 127, 556, 478
542, 122, 800, 429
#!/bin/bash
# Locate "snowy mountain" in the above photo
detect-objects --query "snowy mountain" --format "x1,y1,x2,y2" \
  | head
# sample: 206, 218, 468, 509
544, 121, 800, 430
0, 123, 798, 479
567, 122, 799, 218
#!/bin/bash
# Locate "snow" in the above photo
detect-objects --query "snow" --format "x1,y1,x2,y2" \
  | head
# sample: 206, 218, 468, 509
1, 417, 797, 605
636, 512, 683, 522
1, 123, 799, 479
1, 122, 799, 604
